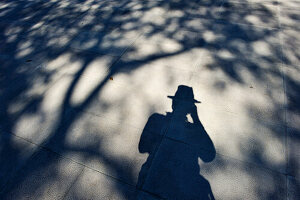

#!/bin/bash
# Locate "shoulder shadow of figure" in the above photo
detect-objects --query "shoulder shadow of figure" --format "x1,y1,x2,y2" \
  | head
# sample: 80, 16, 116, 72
136, 85, 216, 200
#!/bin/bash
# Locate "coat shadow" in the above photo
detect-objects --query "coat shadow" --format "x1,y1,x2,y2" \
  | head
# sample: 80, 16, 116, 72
136, 85, 216, 200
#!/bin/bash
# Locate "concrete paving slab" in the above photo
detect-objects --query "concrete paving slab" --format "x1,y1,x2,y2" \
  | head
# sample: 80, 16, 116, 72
122, 30, 205, 62
38, 59, 186, 129
194, 22, 282, 64
281, 29, 300, 67
64, 165, 161, 199
283, 66, 300, 130
112, 57, 195, 87
118, 10, 211, 37
0, 61, 63, 106
0, 0, 85, 26
0, 47, 115, 135
114, 0, 197, 36
45, 109, 150, 186
0, 74, 73, 145
0, 24, 76, 57
76, 65, 193, 130
70, 30, 140, 56
36, 3, 86, 28
0, 52, 67, 135
162, 0, 223, 19
67, 0, 145, 33
0, 48, 115, 146
215, 1, 280, 28
278, 0, 300, 9
192, 60, 285, 125
185, 0, 226, 20
130, 2, 170, 28
64, 167, 136, 200
40, 49, 118, 77
200, 151, 287, 200
0, 21, 30, 43
1, 148, 84, 200
73, 11, 121, 33
0, 1, 46, 23
279, 5, 300, 30
0, 131, 37, 192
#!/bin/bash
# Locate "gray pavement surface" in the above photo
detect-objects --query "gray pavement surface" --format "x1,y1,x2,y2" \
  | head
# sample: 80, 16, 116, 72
0, 0, 299, 199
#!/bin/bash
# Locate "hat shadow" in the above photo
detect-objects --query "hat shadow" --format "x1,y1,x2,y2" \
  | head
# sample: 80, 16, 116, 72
168, 85, 201, 104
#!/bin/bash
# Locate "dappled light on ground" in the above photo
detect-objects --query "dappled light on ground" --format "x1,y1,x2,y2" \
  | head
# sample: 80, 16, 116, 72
0, 0, 299, 199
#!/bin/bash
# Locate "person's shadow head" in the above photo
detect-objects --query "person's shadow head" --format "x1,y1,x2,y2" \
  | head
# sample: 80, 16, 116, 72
169, 85, 201, 102
168, 85, 201, 122
136, 85, 216, 199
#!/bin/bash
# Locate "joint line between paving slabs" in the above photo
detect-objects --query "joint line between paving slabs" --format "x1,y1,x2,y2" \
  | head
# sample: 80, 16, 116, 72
276, 3, 289, 199
189, 0, 228, 84
61, 165, 85, 200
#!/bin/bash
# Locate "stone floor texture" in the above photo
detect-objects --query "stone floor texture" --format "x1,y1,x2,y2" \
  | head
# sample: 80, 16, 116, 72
0, 0, 299, 199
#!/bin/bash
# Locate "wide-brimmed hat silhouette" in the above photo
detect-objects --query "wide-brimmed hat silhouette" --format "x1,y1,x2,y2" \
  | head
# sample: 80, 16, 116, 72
168, 85, 201, 103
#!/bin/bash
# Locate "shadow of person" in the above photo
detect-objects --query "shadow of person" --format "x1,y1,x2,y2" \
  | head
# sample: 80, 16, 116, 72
136, 85, 216, 200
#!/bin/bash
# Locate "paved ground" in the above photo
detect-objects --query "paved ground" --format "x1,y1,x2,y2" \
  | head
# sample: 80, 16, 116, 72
0, 0, 299, 199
